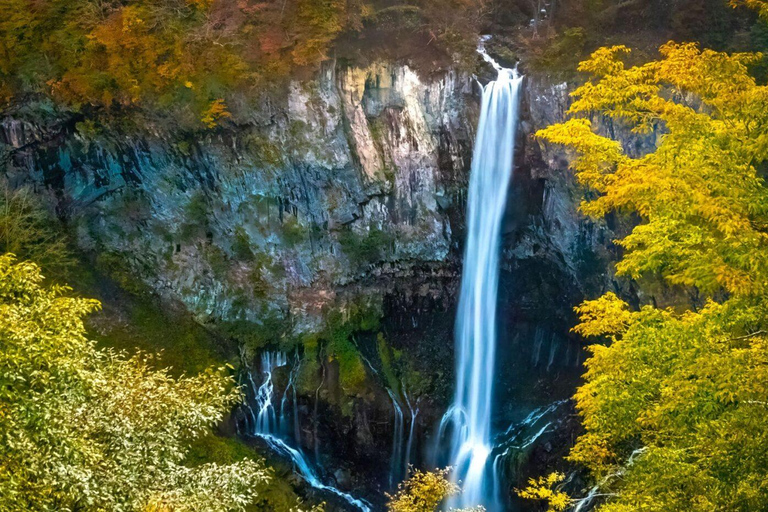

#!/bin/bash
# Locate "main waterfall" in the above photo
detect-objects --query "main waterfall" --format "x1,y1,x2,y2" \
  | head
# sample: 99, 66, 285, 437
444, 51, 523, 510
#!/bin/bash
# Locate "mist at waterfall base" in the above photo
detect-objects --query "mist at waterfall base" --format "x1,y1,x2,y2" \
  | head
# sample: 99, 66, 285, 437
239, 352, 372, 512
434, 56, 524, 511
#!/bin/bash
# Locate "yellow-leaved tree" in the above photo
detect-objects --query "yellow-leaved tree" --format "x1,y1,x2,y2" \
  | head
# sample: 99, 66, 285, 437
522, 2, 768, 511
386, 468, 484, 512
0, 254, 269, 511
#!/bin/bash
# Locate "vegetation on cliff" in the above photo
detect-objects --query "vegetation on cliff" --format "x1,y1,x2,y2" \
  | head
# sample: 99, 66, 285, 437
7, 0, 768, 510
488, 0, 768, 77
524, 0, 768, 510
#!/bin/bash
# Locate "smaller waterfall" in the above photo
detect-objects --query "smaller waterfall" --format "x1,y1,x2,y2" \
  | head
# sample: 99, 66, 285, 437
572, 447, 647, 512
490, 400, 568, 507
244, 351, 371, 512
259, 434, 372, 512
402, 387, 420, 479
278, 354, 301, 445
388, 385, 421, 489
387, 389, 406, 488
254, 352, 287, 433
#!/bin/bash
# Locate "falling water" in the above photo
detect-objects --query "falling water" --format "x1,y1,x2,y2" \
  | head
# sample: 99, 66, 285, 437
403, 388, 419, 480
444, 46, 523, 510
254, 352, 287, 433
387, 389, 406, 488
245, 352, 372, 512
388, 385, 421, 488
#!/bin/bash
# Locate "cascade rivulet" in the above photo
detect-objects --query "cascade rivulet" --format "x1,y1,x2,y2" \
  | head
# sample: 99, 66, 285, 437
242, 352, 372, 512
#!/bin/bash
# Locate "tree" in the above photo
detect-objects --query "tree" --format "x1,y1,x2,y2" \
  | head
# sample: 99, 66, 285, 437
516, 473, 570, 512
386, 468, 483, 512
529, 5, 768, 510
734, 0, 768, 19
0, 0, 489, 126
0, 185, 74, 277
0, 254, 269, 511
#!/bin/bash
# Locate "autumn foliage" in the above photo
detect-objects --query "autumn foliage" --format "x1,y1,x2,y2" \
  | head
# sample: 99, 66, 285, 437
529, 4, 768, 510
0, 254, 269, 511
0, 0, 485, 127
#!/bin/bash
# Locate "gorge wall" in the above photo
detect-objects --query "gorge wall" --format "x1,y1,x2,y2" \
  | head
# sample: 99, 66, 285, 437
0, 57, 622, 509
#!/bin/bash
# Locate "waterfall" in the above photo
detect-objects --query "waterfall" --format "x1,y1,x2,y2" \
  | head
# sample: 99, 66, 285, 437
387, 389, 406, 488
443, 46, 523, 510
490, 400, 568, 506
403, 388, 419, 480
278, 354, 301, 445
245, 351, 371, 512
254, 352, 287, 433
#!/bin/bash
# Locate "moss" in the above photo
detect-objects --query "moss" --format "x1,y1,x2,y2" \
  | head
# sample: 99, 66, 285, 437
204, 244, 230, 279
94, 251, 153, 297
294, 334, 321, 394
88, 287, 229, 377
76, 255, 229, 378
365, 116, 398, 185
330, 334, 368, 396
377, 332, 401, 392
179, 190, 209, 241
324, 298, 382, 336
220, 313, 296, 357
175, 139, 192, 157
75, 119, 105, 143
244, 132, 284, 167
249, 267, 271, 299
376, 331, 431, 399
288, 120, 310, 151
286, 119, 335, 161
368, 115, 385, 141
230, 289, 253, 318
400, 360, 430, 398
352, 301, 382, 332
319, 299, 383, 401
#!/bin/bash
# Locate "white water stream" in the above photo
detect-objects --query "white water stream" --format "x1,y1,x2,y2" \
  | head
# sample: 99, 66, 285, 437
244, 352, 372, 512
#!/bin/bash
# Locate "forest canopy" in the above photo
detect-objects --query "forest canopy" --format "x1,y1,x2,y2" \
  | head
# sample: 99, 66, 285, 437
0, 0, 485, 126
2, 0, 764, 127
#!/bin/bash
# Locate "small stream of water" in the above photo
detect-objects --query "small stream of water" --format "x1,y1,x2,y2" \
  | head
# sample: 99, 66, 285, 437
243, 352, 372, 512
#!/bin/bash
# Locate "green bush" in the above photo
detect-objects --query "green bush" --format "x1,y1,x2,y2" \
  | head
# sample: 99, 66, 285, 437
338, 226, 395, 266
280, 216, 308, 247
0, 185, 74, 278
179, 191, 209, 242
232, 226, 254, 261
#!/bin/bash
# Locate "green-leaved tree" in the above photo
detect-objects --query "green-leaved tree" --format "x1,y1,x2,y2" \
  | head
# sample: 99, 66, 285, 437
0, 254, 268, 511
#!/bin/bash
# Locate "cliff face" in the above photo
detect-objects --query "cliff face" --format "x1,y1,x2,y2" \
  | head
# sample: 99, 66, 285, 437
1, 62, 476, 332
